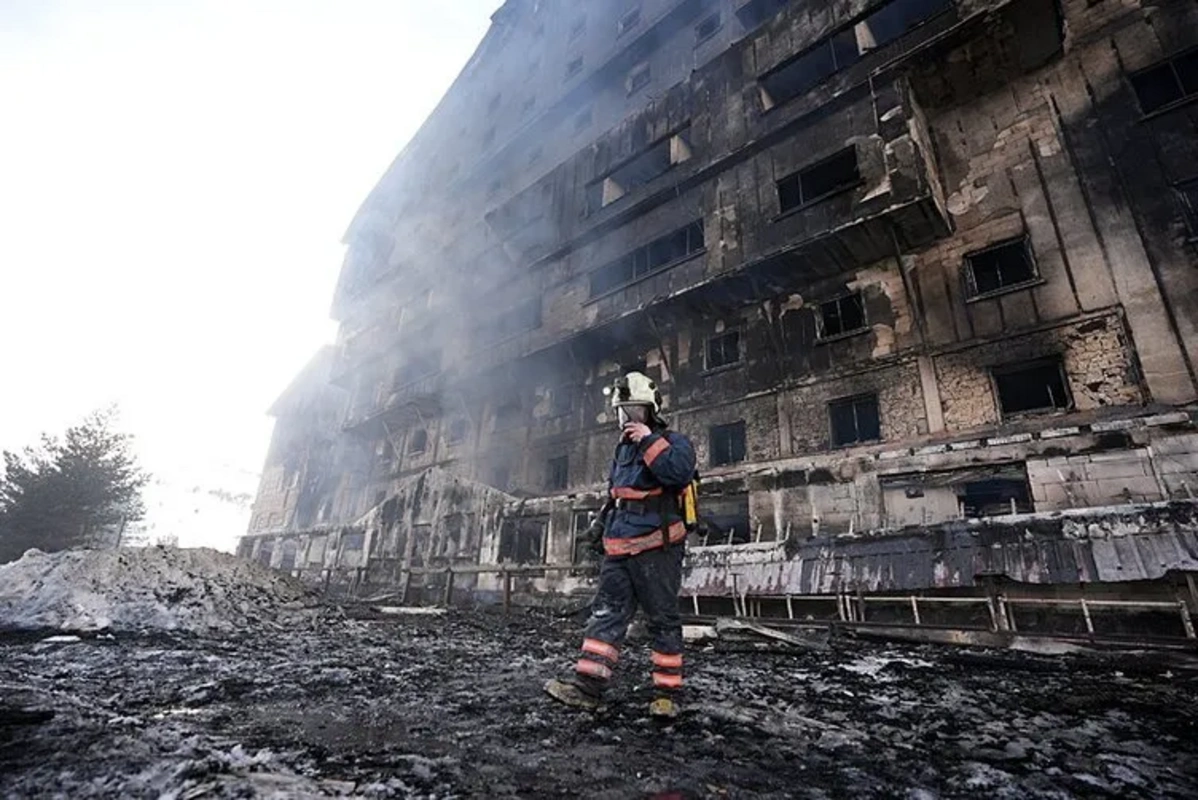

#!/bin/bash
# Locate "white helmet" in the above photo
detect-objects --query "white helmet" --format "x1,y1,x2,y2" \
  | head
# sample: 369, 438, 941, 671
604, 371, 662, 415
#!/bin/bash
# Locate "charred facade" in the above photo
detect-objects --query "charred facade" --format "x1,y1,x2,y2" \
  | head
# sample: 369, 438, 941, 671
243, 0, 1198, 618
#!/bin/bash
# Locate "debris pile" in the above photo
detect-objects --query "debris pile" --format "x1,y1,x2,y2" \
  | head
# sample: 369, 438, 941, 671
0, 547, 317, 634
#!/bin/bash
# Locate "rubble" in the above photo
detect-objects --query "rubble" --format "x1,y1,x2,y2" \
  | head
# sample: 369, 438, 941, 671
1, 607, 1195, 798
0, 547, 321, 634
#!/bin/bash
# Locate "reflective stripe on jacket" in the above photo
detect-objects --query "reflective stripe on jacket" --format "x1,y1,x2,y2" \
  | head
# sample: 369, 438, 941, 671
602, 430, 696, 548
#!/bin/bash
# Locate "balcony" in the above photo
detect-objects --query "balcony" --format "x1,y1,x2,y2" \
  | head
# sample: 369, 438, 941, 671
342, 370, 445, 434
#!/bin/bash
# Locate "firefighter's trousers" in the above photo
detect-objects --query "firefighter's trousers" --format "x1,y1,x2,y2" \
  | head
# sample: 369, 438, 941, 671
574, 544, 685, 693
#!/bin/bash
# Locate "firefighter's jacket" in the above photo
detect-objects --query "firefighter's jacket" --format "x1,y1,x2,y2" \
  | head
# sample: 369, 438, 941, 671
603, 428, 696, 557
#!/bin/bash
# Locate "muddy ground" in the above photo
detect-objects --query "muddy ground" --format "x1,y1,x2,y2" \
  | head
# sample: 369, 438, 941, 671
1, 608, 1196, 799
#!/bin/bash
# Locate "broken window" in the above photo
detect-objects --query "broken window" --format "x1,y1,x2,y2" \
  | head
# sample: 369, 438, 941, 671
589, 219, 704, 296
1176, 177, 1198, 236
736, 0, 793, 32
702, 493, 751, 544
565, 56, 584, 81
342, 532, 365, 551
550, 385, 576, 417
829, 394, 881, 446
819, 292, 867, 338
498, 518, 545, 564
618, 7, 641, 37
447, 418, 469, 445
992, 359, 1071, 416
959, 478, 1032, 518
494, 399, 524, 429
710, 421, 747, 466
256, 539, 273, 566
484, 296, 542, 342
571, 511, 595, 565
628, 63, 651, 95
407, 429, 428, 454
757, 0, 950, 110
760, 28, 860, 109
695, 12, 721, 44
1129, 48, 1198, 114
588, 127, 691, 211
965, 237, 1037, 297
706, 331, 741, 370
777, 148, 859, 214
279, 540, 298, 571
547, 456, 569, 491
855, 0, 952, 53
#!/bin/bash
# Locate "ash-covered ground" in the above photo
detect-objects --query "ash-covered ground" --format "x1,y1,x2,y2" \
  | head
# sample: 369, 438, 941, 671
2, 607, 1196, 799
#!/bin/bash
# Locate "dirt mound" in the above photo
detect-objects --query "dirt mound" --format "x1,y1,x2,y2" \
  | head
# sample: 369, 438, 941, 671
0, 546, 318, 634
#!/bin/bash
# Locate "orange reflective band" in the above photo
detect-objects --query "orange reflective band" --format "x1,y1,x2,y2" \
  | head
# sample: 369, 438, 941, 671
651, 651, 683, 669
575, 659, 613, 680
652, 672, 684, 689
610, 486, 664, 500
581, 638, 619, 663
603, 521, 687, 557
643, 438, 670, 466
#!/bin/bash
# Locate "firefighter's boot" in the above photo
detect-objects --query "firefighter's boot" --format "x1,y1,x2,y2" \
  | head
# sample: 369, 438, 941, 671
544, 678, 603, 711
649, 696, 679, 720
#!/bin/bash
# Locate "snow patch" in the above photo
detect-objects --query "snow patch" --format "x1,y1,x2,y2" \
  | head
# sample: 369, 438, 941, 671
0, 546, 316, 634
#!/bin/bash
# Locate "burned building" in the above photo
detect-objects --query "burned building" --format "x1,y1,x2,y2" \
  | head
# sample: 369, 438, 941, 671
243, 0, 1198, 626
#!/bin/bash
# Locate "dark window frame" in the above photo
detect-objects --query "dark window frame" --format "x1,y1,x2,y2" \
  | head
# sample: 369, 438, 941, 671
710, 421, 747, 467
446, 418, 469, 446
963, 236, 1040, 299
618, 6, 642, 37
1128, 47, 1198, 116
817, 292, 868, 340
758, 0, 952, 111
588, 219, 705, 299
547, 455, 569, 491
407, 428, 428, 454
776, 147, 861, 215
695, 12, 722, 45
586, 125, 691, 213
991, 358, 1072, 418
549, 385, 576, 418
1175, 177, 1198, 239
627, 62, 651, 95
828, 393, 882, 447
705, 330, 742, 371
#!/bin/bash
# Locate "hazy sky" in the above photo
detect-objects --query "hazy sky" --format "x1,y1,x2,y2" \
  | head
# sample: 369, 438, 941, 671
0, 1, 499, 532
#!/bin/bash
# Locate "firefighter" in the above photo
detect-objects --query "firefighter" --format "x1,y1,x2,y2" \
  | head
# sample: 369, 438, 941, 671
544, 371, 696, 719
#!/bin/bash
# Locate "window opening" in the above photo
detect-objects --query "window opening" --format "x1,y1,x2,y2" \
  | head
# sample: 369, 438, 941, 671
777, 147, 859, 213
498, 518, 546, 563
618, 7, 641, 37
589, 219, 704, 296
965, 237, 1037, 297
1129, 49, 1198, 114
407, 429, 428, 454
588, 127, 692, 211
550, 385, 576, 417
993, 359, 1071, 416
447, 418, 469, 445
958, 478, 1032, 518
695, 12, 722, 44
710, 421, 747, 466
547, 456, 569, 491
628, 63, 651, 94
819, 292, 867, 338
829, 394, 881, 446
706, 331, 741, 370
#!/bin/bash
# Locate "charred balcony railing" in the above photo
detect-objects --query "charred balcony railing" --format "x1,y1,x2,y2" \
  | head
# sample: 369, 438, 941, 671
342, 370, 445, 433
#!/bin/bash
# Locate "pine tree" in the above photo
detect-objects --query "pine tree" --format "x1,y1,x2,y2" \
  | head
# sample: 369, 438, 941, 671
0, 408, 149, 562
